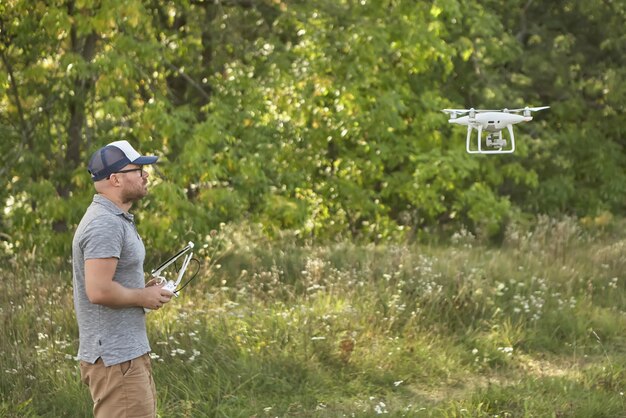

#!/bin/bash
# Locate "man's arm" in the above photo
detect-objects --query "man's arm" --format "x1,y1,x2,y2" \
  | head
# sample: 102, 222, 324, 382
84, 258, 173, 309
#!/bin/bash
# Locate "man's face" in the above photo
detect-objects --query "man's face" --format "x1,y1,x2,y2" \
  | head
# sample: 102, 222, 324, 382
113, 164, 150, 203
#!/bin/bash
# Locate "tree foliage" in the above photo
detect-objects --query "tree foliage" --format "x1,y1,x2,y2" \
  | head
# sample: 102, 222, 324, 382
1, 0, 624, 258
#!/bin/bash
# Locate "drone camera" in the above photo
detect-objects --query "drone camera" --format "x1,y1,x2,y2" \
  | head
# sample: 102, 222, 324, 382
486, 135, 506, 148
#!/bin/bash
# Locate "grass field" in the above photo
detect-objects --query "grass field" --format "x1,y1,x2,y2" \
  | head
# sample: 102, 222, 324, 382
1, 217, 625, 417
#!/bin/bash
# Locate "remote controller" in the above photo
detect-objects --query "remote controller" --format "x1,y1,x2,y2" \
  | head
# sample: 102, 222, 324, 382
144, 241, 194, 313
161, 280, 178, 295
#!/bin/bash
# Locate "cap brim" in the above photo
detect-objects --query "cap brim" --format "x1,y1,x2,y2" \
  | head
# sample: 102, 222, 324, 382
133, 155, 159, 165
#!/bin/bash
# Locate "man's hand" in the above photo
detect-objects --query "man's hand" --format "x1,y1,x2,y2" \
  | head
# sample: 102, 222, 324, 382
142, 282, 174, 310
145, 278, 160, 287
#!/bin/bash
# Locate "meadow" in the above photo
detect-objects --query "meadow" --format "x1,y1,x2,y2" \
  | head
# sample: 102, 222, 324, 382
1, 217, 625, 417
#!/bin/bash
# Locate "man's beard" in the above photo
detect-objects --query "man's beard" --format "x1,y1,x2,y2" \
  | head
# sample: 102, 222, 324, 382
121, 182, 148, 204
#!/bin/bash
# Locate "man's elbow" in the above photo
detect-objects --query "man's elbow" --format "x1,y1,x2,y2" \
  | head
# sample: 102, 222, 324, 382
85, 287, 109, 305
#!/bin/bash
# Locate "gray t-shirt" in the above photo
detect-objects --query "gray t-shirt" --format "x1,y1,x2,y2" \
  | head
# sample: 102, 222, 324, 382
72, 194, 150, 366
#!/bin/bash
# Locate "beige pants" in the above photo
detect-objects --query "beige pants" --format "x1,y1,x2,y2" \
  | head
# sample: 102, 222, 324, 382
80, 353, 156, 418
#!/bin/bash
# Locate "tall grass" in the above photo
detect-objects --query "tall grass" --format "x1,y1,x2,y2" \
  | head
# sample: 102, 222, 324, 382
1, 217, 625, 417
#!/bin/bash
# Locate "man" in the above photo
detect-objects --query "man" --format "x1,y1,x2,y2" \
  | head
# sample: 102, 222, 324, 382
72, 140, 173, 417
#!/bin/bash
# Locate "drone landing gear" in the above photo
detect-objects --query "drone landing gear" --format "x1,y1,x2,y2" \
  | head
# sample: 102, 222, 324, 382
466, 125, 515, 154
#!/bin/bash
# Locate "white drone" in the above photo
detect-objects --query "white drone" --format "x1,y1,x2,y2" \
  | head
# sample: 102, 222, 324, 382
442, 106, 549, 154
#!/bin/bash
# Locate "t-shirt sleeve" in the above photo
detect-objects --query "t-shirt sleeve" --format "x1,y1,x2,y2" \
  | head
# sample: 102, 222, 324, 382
80, 215, 125, 260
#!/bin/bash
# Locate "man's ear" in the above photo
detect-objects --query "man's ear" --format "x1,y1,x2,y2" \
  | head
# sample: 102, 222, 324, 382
108, 174, 121, 187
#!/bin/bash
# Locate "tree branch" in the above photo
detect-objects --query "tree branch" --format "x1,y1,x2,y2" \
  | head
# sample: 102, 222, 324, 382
0, 50, 32, 150
165, 61, 212, 102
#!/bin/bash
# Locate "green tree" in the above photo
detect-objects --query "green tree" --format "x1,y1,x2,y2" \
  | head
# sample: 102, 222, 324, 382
0, 0, 624, 259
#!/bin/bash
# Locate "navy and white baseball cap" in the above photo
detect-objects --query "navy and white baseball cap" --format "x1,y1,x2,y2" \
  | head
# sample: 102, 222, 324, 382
88, 140, 158, 181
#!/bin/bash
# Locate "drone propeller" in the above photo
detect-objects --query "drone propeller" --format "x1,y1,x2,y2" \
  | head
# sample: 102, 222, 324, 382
442, 109, 470, 120
509, 106, 550, 116
443, 108, 501, 115
442, 109, 471, 115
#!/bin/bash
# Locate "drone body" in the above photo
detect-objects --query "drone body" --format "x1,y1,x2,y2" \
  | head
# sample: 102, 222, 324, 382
442, 106, 549, 154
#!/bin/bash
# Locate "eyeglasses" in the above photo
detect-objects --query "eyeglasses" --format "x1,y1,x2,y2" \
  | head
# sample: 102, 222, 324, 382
108, 166, 146, 179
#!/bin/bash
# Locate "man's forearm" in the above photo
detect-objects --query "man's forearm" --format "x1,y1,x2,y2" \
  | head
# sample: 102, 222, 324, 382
87, 280, 147, 308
